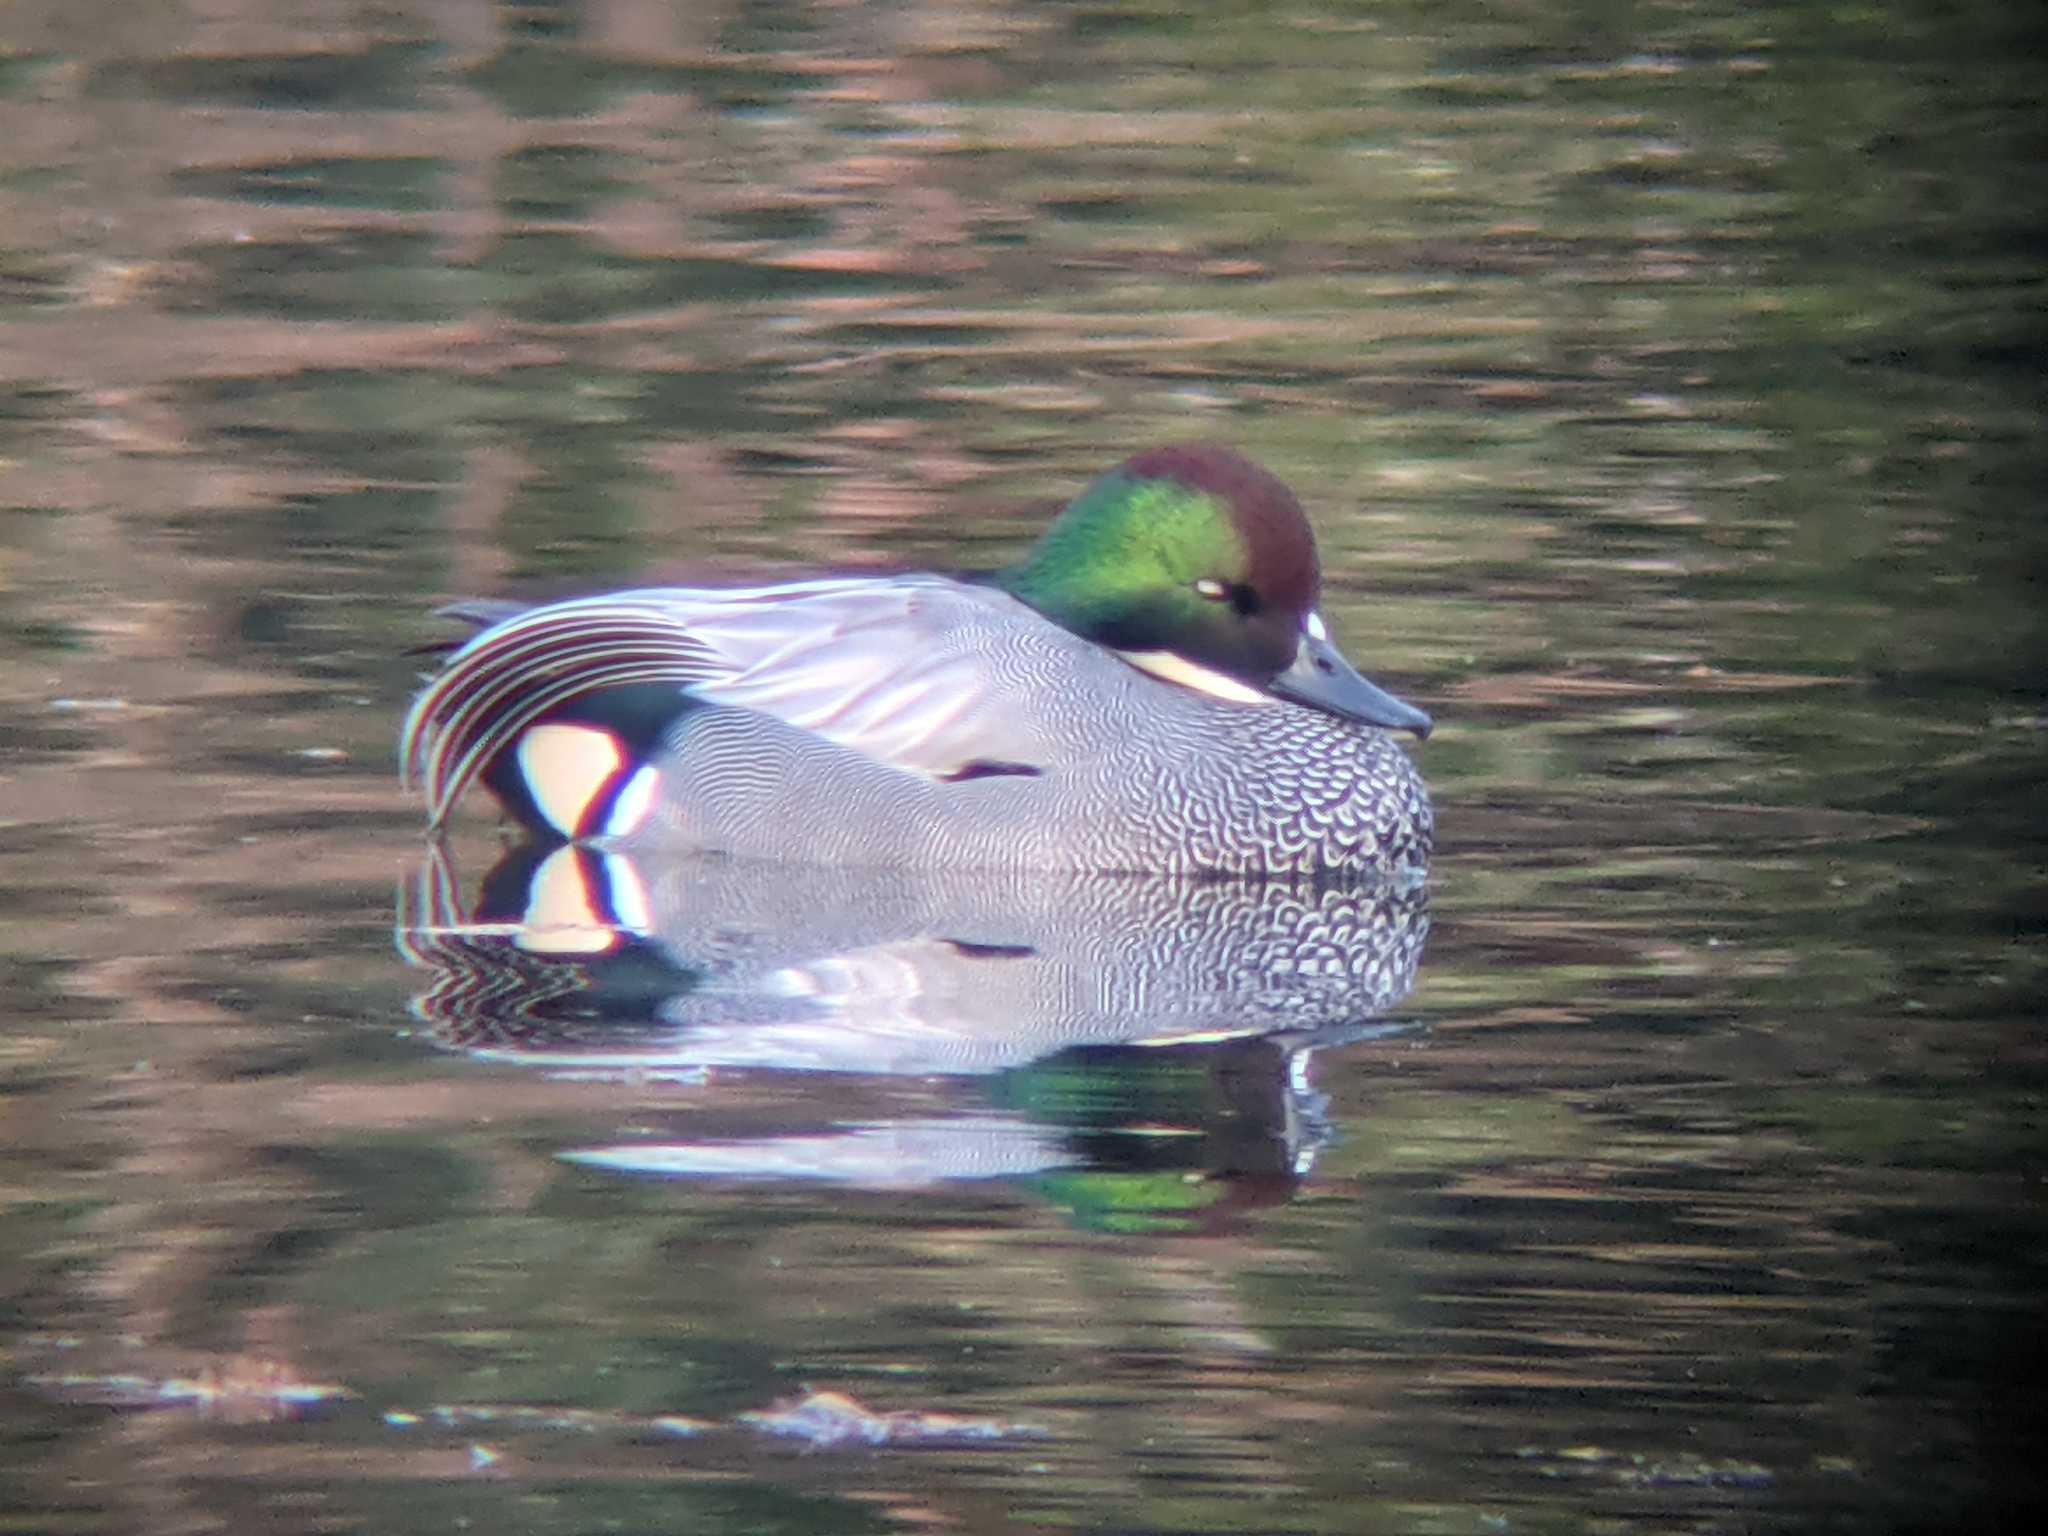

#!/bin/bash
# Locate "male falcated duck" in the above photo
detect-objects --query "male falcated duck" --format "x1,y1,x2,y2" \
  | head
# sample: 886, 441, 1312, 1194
402, 445, 1433, 877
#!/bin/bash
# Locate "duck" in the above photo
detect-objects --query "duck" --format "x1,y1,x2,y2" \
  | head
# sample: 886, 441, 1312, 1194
401, 444, 1434, 878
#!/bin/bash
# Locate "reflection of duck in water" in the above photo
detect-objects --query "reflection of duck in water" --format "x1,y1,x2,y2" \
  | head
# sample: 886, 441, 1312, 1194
398, 846, 1429, 1078
403, 445, 1432, 878
397, 846, 1428, 1220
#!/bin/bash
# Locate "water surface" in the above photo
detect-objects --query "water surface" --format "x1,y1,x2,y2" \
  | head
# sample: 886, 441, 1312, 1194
2, 2, 2042, 1532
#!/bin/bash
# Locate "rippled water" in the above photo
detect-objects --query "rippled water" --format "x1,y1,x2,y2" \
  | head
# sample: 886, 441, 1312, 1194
3, 2, 2043, 1532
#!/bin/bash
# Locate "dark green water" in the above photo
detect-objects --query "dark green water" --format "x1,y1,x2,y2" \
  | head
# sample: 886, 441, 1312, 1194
2, 2, 2042, 1532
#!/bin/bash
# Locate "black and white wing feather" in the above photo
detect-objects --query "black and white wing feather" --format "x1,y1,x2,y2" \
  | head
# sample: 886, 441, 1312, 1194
402, 577, 1065, 826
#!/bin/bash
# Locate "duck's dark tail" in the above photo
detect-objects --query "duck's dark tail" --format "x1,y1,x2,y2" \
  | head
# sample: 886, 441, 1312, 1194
402, 598, 713, 840
472, 681, 702, 842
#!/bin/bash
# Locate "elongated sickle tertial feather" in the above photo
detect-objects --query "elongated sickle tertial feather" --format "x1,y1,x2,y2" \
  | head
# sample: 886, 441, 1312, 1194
401, 596, 720, 829
405, 577, 1062, 828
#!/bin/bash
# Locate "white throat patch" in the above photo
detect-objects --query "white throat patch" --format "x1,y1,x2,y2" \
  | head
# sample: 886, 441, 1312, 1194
1117, 649, 1275, 706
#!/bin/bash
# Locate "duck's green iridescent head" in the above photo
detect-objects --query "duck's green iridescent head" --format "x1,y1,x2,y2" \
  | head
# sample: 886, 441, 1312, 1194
998, 444, 1431, 737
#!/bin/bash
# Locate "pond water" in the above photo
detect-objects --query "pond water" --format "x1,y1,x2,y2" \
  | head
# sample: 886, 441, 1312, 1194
2, 2, 2042, 1532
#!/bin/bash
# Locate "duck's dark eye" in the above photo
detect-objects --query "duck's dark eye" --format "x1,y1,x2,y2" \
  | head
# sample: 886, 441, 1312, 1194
1192, 577, 1261, 617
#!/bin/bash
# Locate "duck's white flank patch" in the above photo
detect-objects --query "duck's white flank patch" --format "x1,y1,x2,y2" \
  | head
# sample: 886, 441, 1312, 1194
1118, 649, 1275, 706
1305, 611, 1328, 642
518, 723, 623, 839
605, 765, 660, 839
516, 845, 620, 955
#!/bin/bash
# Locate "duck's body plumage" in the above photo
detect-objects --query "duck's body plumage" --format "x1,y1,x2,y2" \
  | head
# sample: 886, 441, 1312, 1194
403, 446, 1433, 878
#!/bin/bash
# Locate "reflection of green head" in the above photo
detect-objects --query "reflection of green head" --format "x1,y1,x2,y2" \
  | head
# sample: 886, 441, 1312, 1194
1027, 1170, 1227, 1235
998, 444, 1321, 688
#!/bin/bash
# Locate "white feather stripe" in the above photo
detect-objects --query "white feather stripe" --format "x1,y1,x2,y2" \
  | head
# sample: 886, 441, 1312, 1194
403, 602, 715, 824
605, 766, 660, 840
411, 626, 625, 795
402, 604, 687, 779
